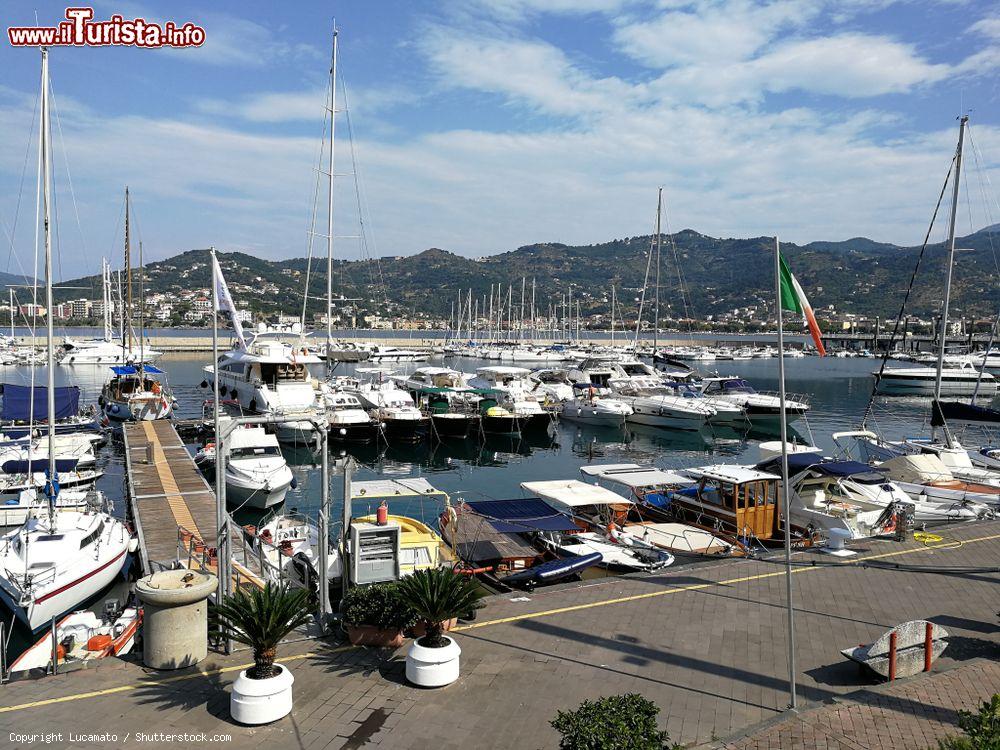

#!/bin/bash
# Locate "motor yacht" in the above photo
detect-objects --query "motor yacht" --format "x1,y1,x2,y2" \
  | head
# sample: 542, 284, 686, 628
204, 325, 326, 444
874, 363, 996, 396
698, 376, 809, 425
468, 366, 551, 434
321, 388, 380, 443
347, 369, 430, 442
559, 390, 632, 428
195, 423, 294, 509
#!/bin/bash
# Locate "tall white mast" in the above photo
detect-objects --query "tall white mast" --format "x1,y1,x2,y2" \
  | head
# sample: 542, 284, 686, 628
653, 187, 663, 354
40, 48, 56, 498
325, 24, 339, 364
933, 115, 968, 448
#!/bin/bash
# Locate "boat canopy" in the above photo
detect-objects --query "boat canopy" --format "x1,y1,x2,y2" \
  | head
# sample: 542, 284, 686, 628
0, 384, 80, 421
110, 365, 164, 375
686, 464, 781, 484
880, 454, 954, 483
464, 498, 579, 533
756, 454, 885, 481
352, 478, 443, 498
579, 463, 692, 488
521, 479, 629, 507
2, 457, 79, 474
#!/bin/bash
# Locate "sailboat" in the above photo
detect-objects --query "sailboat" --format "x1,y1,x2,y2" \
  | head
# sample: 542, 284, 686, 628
0, 48, 135, 631
99, 189, 174, 422
60, 258, 162, 365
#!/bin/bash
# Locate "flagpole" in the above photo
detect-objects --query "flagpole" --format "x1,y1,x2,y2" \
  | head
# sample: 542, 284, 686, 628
211, 247, 226, 621
774, 236, 797, 711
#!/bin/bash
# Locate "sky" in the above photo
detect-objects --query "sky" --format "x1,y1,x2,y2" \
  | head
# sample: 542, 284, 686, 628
1, 0, 999, 282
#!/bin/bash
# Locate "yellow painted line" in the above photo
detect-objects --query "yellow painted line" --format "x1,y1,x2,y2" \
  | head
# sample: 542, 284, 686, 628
452, 531, 1000, 633
2, 531, 997, 714
0, 646, 353, 714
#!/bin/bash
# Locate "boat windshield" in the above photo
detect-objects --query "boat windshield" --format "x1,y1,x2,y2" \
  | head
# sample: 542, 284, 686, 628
722, 379, 756, 394
232, 446, 281, 459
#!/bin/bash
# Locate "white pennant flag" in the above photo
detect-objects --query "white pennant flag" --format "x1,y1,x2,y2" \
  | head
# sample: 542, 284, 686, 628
212, 253, 247, 350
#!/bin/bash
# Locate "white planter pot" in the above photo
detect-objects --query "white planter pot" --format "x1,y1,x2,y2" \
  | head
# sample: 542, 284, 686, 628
405, 635, 461, 687
230, 663, 294, 724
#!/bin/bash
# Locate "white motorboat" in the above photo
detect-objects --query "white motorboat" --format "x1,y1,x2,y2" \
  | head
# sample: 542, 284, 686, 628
346, 369, 430, 442
870, 454, 995, 518
469, 366, 551, 434
755, 453, 911, 539
522, 479, 674, 571
195, 423, 294, 509
528, 368, 576, 403
367, 345, 428, 363
9, 602, 141, 674
244, 511, 341, 588
559, 392, 632, 428
874, 363, 996, 396
698, 376, 809, 425
322, 388, 380, 443
647, 381, 746, 425
619, 389, 714, 430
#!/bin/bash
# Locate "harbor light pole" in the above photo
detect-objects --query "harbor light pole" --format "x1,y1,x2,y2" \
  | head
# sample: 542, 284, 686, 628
773, 236, 797, 711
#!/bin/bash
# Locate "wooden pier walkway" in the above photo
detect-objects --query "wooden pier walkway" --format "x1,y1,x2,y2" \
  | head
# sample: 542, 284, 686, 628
123, 420, 219, 572
122, 421, 264, 589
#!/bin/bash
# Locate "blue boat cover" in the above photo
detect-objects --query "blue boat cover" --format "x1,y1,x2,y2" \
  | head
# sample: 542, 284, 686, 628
110, 365, 164, 375
0, 384, 80, 421
504, 551, 603, 583
464, 498, 579, 533
2, 458, 79, 474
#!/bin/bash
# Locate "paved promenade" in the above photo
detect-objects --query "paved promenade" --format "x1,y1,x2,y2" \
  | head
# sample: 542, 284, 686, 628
2, 522, 998, 749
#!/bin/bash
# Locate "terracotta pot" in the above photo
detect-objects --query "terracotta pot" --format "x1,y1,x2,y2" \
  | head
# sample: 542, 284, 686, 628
410, 618, 457, 638
345, 625, 405, 648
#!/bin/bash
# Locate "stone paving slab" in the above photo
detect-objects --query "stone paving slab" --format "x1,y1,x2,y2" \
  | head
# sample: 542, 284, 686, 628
715, 659, 1000, 750
1, 522, 998, 749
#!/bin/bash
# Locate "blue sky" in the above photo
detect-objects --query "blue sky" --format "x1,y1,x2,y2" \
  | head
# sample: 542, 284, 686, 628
1, 0, 999, 281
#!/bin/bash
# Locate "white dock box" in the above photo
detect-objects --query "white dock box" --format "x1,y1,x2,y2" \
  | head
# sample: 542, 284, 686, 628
350, 521, 401, 584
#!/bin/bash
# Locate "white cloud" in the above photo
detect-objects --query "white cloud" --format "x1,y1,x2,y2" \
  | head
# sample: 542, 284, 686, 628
969, 16, 1000, 40
613, 0, 823, 67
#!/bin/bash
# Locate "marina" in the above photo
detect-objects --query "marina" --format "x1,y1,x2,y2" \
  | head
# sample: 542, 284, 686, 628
1, 4, 999, 749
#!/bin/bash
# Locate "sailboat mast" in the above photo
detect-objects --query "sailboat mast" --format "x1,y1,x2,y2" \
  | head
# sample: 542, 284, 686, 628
102, 258, 111, 341
654, 187, 663, 354
40, 48, 56, 490
933, 115, 968, 446
9, 289, 13, 339
125, 187, 134, 351
326, 24, 338, 362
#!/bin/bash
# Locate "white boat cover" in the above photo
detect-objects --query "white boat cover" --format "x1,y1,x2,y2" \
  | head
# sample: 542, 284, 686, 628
352, 478, 441, 498
521, 479, 628, 507
880, 454, 955, 483
579, 464, 691, 488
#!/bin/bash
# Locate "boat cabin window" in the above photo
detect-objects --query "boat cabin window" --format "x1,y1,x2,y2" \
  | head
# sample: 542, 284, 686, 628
697, 478, 732, 507
589, 373, 612, 387
742, 481, 775, 508
36, 534, 65, 542
231, 446, 281, 459
221, 362, 247, 376
79, 521, 105, 549
621, 363, 648, 376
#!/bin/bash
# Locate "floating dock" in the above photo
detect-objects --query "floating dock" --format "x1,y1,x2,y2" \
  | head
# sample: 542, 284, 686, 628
123, 420, 263, 588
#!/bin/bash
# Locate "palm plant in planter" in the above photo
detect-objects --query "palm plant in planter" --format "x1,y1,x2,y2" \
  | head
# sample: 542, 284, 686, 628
395, 568, 481, 687
211, 582, 312, 725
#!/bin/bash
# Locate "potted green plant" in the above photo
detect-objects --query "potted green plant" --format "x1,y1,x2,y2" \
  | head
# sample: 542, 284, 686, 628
211, 582, 312, 725
341, 582, 416, 647
395, 568, 481, 687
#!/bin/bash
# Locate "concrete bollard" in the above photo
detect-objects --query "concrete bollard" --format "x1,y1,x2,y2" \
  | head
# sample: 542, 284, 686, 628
136, 569, 217, 670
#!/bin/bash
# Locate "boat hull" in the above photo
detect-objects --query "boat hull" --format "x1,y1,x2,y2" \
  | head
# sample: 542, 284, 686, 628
328, 421, 380, 443
431, 414, 477, 439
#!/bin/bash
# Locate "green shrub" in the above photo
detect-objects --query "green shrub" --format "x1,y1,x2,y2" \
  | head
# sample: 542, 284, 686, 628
341, 582, 417, 630
939, 694, 1000, 750
551, 693, 675, 750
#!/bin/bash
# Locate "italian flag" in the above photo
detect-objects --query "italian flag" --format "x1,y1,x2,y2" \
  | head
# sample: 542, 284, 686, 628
778, 253, 826, 356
